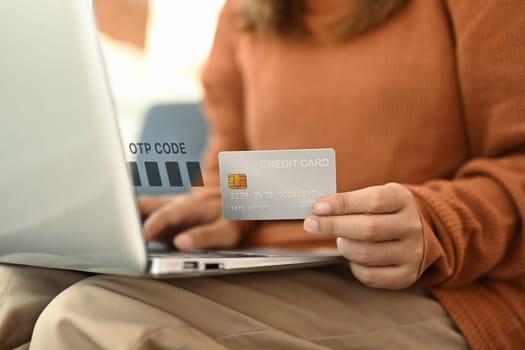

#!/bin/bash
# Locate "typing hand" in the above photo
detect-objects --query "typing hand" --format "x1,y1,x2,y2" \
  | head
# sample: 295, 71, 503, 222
139, 195, 243, 251
304, 183, 424, 290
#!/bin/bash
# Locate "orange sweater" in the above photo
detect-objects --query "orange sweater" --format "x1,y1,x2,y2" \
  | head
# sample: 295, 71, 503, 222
201, 1, 525, 348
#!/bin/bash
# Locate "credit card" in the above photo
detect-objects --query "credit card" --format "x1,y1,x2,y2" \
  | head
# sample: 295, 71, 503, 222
219, 149, 336, 220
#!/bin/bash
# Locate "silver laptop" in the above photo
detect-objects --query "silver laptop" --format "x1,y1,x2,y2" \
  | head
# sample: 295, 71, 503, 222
0, 0, 342, 277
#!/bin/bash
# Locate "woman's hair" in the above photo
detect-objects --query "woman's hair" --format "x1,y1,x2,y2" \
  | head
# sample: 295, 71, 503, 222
239, 0, 408, 41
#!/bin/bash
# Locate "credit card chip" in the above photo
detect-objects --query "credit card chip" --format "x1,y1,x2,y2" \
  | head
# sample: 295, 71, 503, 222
228, 174, 247, 189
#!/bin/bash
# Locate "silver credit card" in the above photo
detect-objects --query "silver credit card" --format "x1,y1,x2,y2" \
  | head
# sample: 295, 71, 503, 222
219, 149, 336, 220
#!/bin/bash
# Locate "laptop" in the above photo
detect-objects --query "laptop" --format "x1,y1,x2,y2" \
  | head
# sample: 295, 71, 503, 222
0, 0, 343, 277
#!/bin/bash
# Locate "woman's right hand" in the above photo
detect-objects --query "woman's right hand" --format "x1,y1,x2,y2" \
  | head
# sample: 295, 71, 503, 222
139, 195, 244, 251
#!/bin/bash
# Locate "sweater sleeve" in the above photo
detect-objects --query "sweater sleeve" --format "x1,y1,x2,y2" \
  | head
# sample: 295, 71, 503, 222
196, 0, 256, 236
195, 0, 245, 199
408, 0, 525, 287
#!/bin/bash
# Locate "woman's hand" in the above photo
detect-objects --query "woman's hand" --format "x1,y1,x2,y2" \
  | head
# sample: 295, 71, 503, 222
139, 195, 244, 251
303, 183, 424, 290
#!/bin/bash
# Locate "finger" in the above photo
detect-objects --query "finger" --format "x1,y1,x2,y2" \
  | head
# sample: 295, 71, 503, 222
174, 220, 241, 251
144, 197, 220, 241
138, 196, 172, 217
313, 183, 412, 216
304, 213, 413, 241
349, 262, 416, 290
336, 237, 405, 266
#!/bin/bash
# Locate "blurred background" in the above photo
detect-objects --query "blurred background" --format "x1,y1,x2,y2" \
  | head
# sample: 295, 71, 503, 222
94, 0, 224, 144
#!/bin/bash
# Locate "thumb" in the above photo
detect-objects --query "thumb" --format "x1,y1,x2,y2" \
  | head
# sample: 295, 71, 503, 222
174, 221, 241, 251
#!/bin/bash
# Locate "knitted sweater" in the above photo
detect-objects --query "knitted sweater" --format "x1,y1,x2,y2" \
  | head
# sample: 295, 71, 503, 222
200, 1, 525, 348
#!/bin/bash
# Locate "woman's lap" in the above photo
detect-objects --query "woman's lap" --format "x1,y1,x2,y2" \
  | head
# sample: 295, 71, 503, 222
1, 264, 468, 349
0, 265, 87, 349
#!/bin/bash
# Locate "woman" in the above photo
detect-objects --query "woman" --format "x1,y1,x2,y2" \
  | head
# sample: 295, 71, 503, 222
2, 0, 524, 348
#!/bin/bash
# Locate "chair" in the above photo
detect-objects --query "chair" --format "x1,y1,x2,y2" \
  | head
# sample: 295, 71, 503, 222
129, 103, 209, 196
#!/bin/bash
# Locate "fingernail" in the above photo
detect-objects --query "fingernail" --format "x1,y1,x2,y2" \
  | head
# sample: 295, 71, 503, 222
303, 217, 320, 234
313, 202, 331, 215
175, 234, 194, 250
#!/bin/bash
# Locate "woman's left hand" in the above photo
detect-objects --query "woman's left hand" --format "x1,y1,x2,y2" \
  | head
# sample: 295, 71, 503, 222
303, 183, 424, 290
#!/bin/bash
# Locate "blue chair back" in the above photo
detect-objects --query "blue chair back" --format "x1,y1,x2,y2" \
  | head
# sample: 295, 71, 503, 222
129, 103, 209, 196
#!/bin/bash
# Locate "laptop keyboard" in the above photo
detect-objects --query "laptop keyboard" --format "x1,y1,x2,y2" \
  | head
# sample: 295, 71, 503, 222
148, 250, 267, 259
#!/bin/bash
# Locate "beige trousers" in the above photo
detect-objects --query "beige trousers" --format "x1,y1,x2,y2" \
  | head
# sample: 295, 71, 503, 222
0, 264, 468, 350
